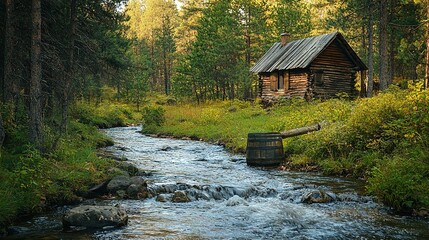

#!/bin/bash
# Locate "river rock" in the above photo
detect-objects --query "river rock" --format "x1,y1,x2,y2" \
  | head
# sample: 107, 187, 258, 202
117, 162, 140, 176
128, 177, 149, 198
172, 191, 191, 203
149, 183, 179, 195
107, 175, 131, 193
156, 194, 172, 202
301, 190, 335, 204
117, 190, 127, 198
62, 205, 128, 229
87, 181, 110, 197
127, 184, 144, 199
160, 146, 173, 151
97, 150, 128, 161
130, 176, 145, 185
6, 226, 32, 235
413, 208, 429, 218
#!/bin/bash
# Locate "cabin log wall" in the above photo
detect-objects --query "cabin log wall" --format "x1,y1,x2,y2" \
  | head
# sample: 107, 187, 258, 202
310, 41, 358, 98
286, 71, 308, 98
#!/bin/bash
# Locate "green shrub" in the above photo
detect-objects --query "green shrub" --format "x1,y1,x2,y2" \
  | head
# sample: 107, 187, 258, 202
71, 102, 138, 128
367, 151, 429, 212
152, 95, 177, 105
0, 113, 117, 227
72, 103, 110, 128
0, 181, 38, 226
14, 147, 48, 190
142, 105, 166, 132
0, 146, 49, 226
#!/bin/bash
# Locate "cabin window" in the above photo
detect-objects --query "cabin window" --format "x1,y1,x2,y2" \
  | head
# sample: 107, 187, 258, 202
270, 71, 290, 91
278, 71, 284, 90
315, 71, 324, 86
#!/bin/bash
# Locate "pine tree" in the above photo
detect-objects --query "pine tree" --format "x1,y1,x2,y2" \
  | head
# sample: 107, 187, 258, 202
125, 0, 178, 92
30, 0, 43, 147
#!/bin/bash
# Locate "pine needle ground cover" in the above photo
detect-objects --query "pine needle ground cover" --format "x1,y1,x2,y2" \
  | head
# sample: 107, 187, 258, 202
150, 87, 429, 213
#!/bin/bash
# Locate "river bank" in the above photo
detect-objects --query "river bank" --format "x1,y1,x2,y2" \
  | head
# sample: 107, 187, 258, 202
145, 87, 429, 214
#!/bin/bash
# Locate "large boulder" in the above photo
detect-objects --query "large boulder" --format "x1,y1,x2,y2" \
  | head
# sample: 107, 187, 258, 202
107, 175, 131, 193
87, 181, 110, 198
106, 175, 148, 199
63, 205, 128, 229
129, 176, 145, 186
127, 177, 149, 199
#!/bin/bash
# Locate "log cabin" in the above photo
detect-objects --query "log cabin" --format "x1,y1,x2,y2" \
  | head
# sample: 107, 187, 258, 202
250, 32, 368, 101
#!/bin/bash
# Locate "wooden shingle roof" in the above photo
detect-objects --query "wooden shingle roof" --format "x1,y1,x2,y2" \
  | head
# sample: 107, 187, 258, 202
250, 32, 367, 73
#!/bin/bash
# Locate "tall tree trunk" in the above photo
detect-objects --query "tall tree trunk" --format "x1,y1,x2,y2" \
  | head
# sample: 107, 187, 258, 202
150, 31, 156, 91
425, 0, 429, 89
30, 0, 43, 147
387, 0, 395, 86
360, 22, 367, 97
4, 0, 16, 102
162, 17, 169, 96
388, 37, 394, 86
193, 80, 199, 104
244, 5, 251, 99
0, 113, 5, 147
61, 0, 77, 133
163, 44, 168, 95
379, 0, 388, 91
367, 0, 374, 97
116, 68, 121, 101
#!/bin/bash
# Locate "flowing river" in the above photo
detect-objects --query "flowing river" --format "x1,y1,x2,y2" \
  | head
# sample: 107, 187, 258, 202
5, 126, 429, 239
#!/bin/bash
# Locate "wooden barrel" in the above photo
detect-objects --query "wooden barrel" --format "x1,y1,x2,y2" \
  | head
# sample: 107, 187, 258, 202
246, 133, 284, 166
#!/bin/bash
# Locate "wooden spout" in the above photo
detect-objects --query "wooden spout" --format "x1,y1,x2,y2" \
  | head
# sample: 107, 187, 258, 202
280, 123, 321, 138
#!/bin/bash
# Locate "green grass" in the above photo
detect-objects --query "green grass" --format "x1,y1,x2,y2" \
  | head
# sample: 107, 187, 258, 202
148, 84, 429, 212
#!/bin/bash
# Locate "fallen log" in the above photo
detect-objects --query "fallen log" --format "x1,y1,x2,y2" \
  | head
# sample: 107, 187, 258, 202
280, 123, 321, 138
